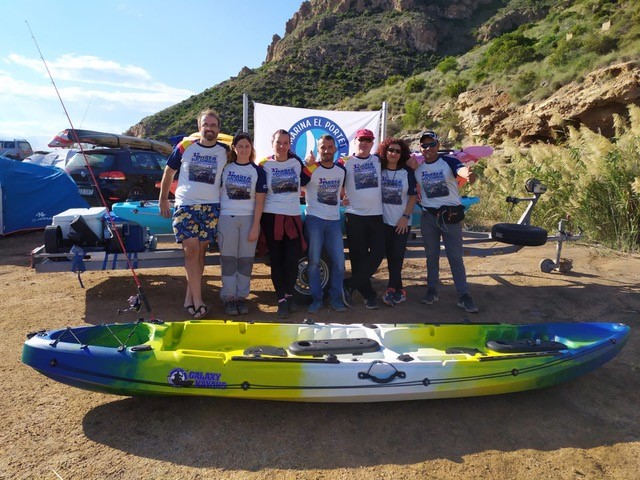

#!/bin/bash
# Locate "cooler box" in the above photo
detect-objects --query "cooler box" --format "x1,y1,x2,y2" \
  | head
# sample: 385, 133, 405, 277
52, 207, 107, 240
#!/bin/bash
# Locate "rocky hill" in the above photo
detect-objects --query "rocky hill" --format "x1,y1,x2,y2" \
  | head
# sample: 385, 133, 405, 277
127, 0, 640, 147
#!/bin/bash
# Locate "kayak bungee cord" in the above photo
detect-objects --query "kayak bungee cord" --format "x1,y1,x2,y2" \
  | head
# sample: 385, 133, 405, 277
25, 21, 155, 320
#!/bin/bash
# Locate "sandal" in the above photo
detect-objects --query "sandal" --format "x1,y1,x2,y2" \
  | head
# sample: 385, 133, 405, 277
184, 304, 196, 317
193, 305, 208, 319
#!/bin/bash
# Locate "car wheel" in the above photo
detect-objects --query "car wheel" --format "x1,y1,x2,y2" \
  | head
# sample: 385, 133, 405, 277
294, 254, 331, 305
491, 223, 548, 246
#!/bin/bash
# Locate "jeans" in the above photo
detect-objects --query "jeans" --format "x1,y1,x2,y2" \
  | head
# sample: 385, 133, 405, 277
304, 214, 345, 303
344, 213, 385, 300
419, 211, 468, 296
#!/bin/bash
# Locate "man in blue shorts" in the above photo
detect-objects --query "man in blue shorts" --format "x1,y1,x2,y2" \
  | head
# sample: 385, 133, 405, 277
159, 109, 229, 318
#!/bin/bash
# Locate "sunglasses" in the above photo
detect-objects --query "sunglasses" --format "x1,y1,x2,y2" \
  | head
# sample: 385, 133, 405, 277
387, 148, 401, 154
421, 141, 438, 149
358, 137, 374, 143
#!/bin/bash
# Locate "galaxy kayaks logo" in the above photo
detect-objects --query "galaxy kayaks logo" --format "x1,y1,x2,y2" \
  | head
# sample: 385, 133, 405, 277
289, 116, 350, 161
167, 368, 227, 389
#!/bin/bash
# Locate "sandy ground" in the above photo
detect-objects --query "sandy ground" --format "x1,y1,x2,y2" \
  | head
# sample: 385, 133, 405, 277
1, 231, 639, 479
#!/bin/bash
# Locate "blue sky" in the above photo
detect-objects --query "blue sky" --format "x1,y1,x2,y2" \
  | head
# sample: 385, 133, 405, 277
0, 0, 304, 151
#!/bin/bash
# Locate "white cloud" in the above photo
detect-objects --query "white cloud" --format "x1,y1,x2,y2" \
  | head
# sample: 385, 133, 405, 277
5, 53, 194, 96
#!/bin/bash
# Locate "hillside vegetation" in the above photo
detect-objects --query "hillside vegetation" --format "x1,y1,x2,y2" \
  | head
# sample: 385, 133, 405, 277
127, 0, 640, 250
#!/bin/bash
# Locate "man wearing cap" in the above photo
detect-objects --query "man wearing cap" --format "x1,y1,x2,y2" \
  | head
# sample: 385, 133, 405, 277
339, 128, 384, 309
414, 130, 479, 313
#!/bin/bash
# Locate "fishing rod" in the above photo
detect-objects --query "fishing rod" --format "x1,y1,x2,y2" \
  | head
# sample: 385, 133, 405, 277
25, 20, 154, 319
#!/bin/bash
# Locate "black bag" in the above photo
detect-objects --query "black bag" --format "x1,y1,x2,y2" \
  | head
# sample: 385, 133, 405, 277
426, 205, 465, 224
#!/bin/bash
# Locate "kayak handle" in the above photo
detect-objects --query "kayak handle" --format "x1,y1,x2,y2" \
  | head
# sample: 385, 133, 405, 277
358, 361, 406, 384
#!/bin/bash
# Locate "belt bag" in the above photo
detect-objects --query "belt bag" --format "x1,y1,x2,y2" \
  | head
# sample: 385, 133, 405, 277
427, 205, 465, 224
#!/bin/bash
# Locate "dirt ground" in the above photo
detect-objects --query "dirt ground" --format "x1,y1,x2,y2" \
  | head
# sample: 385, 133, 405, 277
1, 231, 639, 479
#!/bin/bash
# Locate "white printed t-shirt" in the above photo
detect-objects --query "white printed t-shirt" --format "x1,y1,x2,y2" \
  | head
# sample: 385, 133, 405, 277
381, 167, 417, 226
259, 155, 303, 216
219, 161, 267, 216
301, 162, 346, 221
340, 154, 382, 216
413, 156, 463, 209
166, 139, 228, 207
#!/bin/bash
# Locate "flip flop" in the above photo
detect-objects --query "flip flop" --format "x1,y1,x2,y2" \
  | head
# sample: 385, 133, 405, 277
184, 304, 196, 316
193, 305, 208, 319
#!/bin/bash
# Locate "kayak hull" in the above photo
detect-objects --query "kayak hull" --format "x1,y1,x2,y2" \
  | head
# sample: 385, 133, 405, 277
22, 320, 629, 402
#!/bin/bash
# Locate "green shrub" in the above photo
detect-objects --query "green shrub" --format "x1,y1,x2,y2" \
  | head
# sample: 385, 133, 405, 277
405, 77, 426, 93
444, 79, 469, 98
385, 74, 404, 86
402, 99, 424, 128
437, 56, 458, 74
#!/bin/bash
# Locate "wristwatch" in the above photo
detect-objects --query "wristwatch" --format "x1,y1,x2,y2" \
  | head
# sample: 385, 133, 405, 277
402, 214, 411, 219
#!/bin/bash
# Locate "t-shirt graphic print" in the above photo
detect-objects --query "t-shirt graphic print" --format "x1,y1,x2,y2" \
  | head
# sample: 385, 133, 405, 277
225, 171, 252, 200
382, 176, 402, 205
353, 162, 379, 190
188, 152, 219, 185
271, 167, 298, 193
420, 170, 450, 198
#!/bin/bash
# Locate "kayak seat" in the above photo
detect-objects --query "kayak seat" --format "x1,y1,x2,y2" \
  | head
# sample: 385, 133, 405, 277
289, 337, 380, 356
486, 339, 567, 353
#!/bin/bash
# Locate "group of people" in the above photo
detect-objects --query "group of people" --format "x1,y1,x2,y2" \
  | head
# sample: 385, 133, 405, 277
158, 108, 479, 320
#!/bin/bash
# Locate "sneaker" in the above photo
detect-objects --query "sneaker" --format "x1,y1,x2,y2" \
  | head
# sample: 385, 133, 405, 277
382, 288, 396, 307
457, 294, 479, 313
307, 300, 323, 314
277, 299, 289, 319
329, 298, 347, 312
364, 296, 380, 310
342, 283, 354, 308
421, 288, 439, 305
224, 299, 239, 316
236, 298, 249, 315
286, 296, 299, 313
393, 288, 407, 304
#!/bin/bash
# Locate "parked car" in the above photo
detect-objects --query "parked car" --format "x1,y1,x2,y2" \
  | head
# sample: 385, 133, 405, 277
65, 147, 168, 207
24, 149, 78, 169
0, 139, 33, 160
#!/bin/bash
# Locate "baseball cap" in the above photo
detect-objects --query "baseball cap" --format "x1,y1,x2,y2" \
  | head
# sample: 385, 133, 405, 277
419, 130, 439, 142
355, 128, 375, 139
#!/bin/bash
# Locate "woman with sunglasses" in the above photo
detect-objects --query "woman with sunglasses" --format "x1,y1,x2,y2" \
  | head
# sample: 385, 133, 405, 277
413, 130, 479, 313
377, 138, 418, 306
217, 132, 266, 316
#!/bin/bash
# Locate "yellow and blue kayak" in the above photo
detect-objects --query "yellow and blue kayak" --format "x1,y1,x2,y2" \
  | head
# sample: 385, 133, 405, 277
21, 320, 629, 402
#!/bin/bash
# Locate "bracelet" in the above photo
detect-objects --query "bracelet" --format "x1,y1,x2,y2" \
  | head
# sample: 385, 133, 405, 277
402, 214, 411, 219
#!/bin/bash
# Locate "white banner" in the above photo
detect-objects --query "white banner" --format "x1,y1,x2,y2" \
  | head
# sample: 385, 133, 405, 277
253, 102, 382, 161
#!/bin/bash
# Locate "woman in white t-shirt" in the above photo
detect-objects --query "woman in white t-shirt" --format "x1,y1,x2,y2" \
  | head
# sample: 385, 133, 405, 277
258, 129, 306, 319
377, 138, 417, 307
217, 132, 267, 316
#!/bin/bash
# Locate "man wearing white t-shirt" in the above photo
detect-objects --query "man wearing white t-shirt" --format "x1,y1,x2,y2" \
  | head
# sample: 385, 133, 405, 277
302, 135, 347, 314
159, 108, 228, 319
340, 128, 384, 310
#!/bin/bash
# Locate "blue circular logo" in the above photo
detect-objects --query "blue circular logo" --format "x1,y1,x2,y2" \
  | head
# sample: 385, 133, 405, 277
288, 116, 350, 162
167, 368, 189, 387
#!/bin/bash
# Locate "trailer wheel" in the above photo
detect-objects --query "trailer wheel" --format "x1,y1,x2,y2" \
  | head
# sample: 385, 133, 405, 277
294, 255, 330, 305
491, 223, 548, 246
540, 258, 555, 273
44, 225, 62, 254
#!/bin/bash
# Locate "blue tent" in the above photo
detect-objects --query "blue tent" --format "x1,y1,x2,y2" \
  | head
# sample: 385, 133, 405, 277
0, 156, 88, 236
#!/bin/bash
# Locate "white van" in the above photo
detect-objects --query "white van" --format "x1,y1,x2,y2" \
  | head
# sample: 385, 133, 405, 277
0, 139, 34, 160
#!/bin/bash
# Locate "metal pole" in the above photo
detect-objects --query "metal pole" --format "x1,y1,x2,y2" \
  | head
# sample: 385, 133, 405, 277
243, 93, 249, 133
380, 101, 388, 139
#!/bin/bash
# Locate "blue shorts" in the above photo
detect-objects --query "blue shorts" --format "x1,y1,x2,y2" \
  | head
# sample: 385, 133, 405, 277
172, 203, 220, 243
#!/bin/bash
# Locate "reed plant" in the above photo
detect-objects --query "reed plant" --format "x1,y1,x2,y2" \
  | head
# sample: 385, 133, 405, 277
465, 105, 640, 252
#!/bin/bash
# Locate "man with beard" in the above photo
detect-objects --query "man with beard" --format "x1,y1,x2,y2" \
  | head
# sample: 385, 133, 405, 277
159, 108, 229, 319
